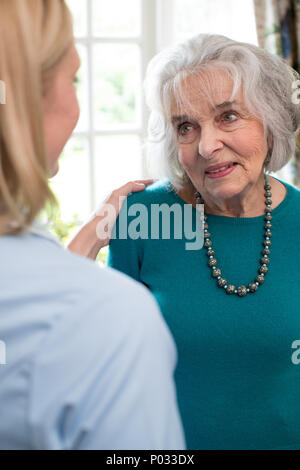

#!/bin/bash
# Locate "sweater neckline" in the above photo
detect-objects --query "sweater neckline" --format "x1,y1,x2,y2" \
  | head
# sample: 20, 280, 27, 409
167, 175, 294, 226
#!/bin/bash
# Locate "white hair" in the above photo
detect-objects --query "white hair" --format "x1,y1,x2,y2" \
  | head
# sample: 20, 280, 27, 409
144, 34, 300, 189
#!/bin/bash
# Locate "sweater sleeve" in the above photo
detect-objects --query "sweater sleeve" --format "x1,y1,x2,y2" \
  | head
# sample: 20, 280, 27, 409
106, 197, 143, 283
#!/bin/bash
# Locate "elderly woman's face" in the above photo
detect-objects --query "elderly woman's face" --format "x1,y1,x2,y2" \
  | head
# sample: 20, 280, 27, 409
171, 70, 268, 203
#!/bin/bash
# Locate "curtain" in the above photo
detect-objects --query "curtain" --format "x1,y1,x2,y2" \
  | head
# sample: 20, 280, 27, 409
254, 0, 300, 186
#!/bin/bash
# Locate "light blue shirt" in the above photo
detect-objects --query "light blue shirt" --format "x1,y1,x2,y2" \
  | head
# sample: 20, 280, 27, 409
0, 221, 185, 450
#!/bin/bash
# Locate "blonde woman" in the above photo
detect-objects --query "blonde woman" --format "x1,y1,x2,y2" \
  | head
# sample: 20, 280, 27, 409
0, 0, 185, 450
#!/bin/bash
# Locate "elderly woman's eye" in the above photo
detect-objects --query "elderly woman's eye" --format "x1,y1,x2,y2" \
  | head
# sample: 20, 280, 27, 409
178, 123, 194, 135
222, 112, 238, 123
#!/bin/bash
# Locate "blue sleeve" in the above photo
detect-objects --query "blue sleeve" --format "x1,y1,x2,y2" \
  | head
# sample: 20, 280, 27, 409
28, 269, 185, 450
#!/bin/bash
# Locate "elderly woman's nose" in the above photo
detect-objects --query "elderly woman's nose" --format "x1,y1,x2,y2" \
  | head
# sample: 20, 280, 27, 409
197, 125, 224, 159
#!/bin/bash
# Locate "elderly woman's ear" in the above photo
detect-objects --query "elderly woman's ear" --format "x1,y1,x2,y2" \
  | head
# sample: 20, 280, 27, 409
266, 132, 274, 149
293, 105, 300, 131
264, 133, 273, 167
264, 148, 272, 167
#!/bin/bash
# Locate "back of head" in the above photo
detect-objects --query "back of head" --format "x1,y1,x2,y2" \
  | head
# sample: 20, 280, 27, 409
0, 0, 73, 235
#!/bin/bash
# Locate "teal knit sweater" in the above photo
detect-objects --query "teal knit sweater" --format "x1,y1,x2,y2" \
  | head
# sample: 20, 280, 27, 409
107, 176, 300, 450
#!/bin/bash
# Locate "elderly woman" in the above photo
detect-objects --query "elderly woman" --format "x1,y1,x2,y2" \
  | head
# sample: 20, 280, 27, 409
107, 34, 300, 450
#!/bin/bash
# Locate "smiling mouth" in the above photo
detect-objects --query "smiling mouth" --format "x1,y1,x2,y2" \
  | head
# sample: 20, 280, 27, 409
205, 162, 238, 174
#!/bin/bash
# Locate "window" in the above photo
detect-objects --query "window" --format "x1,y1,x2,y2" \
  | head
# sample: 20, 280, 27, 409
173, 0, 257, 45
51, 0, 156, 225
155, 0, 258, 50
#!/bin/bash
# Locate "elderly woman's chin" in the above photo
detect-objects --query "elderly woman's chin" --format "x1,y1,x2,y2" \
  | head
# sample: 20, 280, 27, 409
187, 160, 267, 215
204, 177, 246, 201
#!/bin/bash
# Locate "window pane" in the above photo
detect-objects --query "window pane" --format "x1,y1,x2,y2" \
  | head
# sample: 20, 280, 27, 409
175, 0, 258, 45
51, 137, 91, 222
74, 44, 89, 133
94, 135, 143, 204
93, 44, 141, 129
66, 0, 87, 38
92, 0, 141, 37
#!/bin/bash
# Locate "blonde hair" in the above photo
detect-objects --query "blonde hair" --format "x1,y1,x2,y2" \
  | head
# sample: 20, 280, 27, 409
0, 0, 73, 235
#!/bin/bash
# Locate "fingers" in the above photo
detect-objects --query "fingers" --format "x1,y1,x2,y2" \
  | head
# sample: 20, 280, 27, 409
99, 178, 155, 209
112, 179, 154, 198
132, 179, 154, 185
93, 179, 154, 248
92, 179, 155, 248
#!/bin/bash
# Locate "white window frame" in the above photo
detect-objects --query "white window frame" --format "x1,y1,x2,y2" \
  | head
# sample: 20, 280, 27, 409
72, 0, 162, 213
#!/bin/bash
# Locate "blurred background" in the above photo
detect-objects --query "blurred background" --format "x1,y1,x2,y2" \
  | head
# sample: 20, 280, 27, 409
48, 0, 300, 244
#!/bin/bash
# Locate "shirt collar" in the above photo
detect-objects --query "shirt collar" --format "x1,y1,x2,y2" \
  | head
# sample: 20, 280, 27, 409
26, 220, 63, 247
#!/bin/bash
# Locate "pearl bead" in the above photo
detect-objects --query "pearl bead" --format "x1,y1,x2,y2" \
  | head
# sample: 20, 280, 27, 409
212, 269, 221, 278
237, 286, 247, 296
248, 283, 258, 292
208, 258, 217, 267
226, 285, 235, 294
217, 278, 227, 287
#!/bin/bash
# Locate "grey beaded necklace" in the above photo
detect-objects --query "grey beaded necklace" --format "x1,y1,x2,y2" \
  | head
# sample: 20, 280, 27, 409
195, 173, 272, 297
